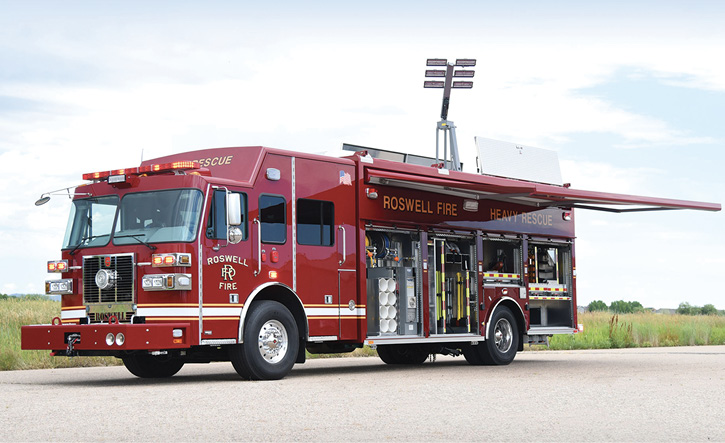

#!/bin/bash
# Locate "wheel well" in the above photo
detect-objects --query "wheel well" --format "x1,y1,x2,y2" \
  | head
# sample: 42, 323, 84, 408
246, 285, 308, 341
490, 299, 526, 352
238, 284, 308, 364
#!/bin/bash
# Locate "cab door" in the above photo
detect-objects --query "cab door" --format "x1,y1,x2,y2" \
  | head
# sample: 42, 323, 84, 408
295, 158, 357, 340
200, 186, 250, 343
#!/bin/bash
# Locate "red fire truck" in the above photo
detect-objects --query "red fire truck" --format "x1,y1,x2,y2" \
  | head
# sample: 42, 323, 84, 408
22, 144, 720, 380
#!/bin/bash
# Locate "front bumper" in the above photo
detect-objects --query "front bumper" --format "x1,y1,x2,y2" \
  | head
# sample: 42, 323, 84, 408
21, 322, 191, 352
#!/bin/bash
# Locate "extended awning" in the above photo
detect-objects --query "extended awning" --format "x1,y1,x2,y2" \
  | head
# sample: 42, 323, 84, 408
365, 168, 721, 213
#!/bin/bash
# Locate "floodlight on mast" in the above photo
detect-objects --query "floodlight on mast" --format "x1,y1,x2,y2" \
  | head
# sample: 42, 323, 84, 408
424, 58, 476, 171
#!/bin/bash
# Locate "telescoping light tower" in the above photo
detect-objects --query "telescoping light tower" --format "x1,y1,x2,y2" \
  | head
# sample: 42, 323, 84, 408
424, 58, 476, 171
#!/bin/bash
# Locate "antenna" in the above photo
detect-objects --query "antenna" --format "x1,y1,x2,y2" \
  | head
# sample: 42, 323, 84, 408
424, 58, 476, 171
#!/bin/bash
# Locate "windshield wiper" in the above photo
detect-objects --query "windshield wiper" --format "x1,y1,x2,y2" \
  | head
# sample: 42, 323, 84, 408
114, 233, 157, 251
68, 235, 104, 255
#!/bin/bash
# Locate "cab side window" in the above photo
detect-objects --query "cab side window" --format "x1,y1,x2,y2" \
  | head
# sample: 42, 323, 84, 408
297, 199, 334, 246
260, 194, 286, 244
206, 190, 247, 240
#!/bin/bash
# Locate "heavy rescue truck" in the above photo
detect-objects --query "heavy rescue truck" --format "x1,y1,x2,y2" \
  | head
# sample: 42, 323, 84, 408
22, 143, 720, 380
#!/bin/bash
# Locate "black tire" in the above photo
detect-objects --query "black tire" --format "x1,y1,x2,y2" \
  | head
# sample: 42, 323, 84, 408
465, 306, 519, 366
377, 344, 429, 365
230, 301, 299, 380
462, 344, 485, 365
122, 352, 185, 378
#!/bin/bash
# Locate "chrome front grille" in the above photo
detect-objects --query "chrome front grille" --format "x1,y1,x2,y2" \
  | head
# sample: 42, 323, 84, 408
83, 254, 135, 304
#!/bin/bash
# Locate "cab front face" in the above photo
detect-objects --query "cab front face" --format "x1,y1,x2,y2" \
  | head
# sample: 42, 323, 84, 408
29, 165, 211, 353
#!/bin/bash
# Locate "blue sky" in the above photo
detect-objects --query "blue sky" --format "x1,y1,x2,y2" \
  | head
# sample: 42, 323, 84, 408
1, 0, 723, 309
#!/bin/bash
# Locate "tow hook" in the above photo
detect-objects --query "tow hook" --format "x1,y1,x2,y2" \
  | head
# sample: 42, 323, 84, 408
65, 333, 81, 356
439, 347, 462, 357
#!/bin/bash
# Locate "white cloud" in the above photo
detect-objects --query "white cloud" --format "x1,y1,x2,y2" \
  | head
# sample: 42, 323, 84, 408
0, 2, 722, 308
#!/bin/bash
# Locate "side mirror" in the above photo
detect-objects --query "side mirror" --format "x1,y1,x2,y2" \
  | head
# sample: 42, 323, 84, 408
226, 192, 242, 226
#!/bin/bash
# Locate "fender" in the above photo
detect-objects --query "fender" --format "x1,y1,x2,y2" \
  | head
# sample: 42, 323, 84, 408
485, 296, 526, 341
236, 282, 307, 343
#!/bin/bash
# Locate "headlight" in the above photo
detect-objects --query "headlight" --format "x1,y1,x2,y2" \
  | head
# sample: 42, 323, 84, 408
142, 274, 192, 291
45, 279, 73, 295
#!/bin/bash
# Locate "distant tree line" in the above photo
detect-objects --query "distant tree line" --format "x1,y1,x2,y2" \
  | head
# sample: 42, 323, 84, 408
587, 299, 721, 315
588, 300, 643, 314
676, 302, 719, 316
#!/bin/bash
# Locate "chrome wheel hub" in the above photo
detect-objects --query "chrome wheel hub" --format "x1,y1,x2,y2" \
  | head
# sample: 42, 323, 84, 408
494, 318, 513, 353
257, 320, 288, 364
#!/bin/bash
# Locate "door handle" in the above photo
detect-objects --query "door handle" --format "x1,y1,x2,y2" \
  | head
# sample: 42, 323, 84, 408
338, 225, 346, 266
254, 218, 261, 276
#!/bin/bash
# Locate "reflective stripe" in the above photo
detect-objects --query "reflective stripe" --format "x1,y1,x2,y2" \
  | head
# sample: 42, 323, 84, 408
137, 307, 243, 318
304, 307, 366, 317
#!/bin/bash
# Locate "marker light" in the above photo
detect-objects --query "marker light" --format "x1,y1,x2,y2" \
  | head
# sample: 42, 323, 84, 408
47, 260, 69, 273
151, 253, 192, 267
366, 188, 379, 199
563, 212, 572, 221
268, 270, 278, 279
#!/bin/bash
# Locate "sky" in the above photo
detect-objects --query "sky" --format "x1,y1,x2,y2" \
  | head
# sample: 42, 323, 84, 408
1, 0, 723, 309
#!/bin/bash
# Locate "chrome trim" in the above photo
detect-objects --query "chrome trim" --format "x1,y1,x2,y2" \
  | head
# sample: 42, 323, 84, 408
308, 335, 338, 342
201, 339, 237, 345
338, 225, 346, 265
364, 334, 481, 346
199, 183, 211, 345
253, 218, 261, 276
237, 282, 307, 343
486, 296, 526, 341
291, 157, 297, 292
527, 326, 577, 335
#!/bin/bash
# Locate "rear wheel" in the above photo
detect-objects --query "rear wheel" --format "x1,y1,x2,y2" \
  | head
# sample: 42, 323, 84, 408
464, 306, 519, 366
377, 344, 429, 365
230, 301, 299, 380
122, 353, 185, 378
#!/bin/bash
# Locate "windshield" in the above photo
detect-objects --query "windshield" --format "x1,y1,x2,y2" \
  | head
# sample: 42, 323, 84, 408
113, 189, 203, 245
63, 196, 119, 249
62, 189, 204, 250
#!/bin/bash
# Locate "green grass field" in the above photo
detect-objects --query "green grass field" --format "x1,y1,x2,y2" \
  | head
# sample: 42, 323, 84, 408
549, 311, 725, 350
3, 297, 724, 370
0, 297, 119, 371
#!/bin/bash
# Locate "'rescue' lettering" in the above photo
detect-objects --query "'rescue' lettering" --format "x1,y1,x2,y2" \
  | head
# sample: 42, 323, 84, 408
490, 208, 553, 226
192, 155, 234, 168
382, 195, 457, 216
207, 255, 249, 267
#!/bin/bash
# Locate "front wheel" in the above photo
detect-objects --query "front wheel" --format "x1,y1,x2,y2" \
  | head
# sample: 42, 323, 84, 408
122, 352, 185, 378
230, 301, 299, 380
464, 306, 519, 366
